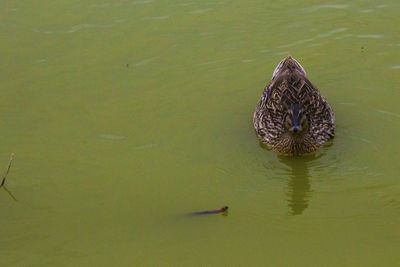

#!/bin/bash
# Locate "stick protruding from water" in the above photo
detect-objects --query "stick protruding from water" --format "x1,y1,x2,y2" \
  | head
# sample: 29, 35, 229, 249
0, 153, 15, 189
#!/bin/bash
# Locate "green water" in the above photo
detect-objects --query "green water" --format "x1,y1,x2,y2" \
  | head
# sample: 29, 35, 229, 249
1, 0, 400, 266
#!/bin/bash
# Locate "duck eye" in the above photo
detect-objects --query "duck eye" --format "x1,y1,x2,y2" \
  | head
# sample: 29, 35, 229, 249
300, 115, 308, 127
285, 116, 293, 129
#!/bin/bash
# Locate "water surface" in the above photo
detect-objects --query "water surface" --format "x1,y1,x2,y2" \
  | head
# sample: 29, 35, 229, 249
1, 0, 400, 266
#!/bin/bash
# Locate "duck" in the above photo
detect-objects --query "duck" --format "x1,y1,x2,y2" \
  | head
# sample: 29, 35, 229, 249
253, 56, 335, 156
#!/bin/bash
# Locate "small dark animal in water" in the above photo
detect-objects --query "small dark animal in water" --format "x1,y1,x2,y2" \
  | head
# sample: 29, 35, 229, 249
253, 56, 335, 155
189, 206, 228, 216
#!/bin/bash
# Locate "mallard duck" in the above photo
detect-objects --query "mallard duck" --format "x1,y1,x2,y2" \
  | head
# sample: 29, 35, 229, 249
253, 56, 335, 155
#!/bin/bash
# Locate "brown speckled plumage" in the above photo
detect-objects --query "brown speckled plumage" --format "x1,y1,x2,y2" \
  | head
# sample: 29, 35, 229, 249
253, 56, 335, 155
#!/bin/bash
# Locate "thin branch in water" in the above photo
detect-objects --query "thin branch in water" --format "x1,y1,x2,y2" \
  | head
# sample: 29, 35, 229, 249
0, 153, 14, 189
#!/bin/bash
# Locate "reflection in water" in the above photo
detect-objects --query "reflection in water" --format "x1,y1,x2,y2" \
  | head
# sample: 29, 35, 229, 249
2, 186, 18, 202
278, 155, 322, 215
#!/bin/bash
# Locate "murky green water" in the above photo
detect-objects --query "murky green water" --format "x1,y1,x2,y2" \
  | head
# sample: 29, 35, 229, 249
1, 0, 400, 266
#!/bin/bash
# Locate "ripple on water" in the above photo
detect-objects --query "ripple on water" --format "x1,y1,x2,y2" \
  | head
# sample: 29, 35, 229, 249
307, 42, 326, 47
33, 19, 126, 34
356, 34, 384, 39
142, 16, 170, 20
170, 2, 195, 7
335, 34, 353, 40
134, 144, 157, 150
91, 0, 153, 8
317, 27, 348, 38
359, 9, 374, 13
304, 4, 349, 12
134, 56, 160, 67
376, 4, 389, 8
35, 58, 47, 63
278, 28, 347, 48
375, 109, 400, 119
67, 23, 114, 33
198, 58, 233, 66
278, 38, 314, 48
134, 0, 153, 4
189, 8, 212, 14
210, 0, 231, 5
90, 2, 121, 8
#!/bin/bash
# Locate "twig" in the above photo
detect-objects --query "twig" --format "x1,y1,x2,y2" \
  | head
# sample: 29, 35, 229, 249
0, 153, 14, 189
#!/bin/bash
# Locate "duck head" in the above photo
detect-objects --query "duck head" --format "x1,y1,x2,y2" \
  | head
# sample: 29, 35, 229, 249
284, 104, 308, 135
